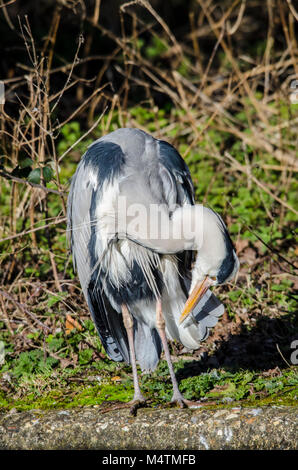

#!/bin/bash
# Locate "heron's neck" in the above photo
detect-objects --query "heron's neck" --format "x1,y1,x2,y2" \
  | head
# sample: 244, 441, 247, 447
172, 205, 228, 291
124, 204, 217, 255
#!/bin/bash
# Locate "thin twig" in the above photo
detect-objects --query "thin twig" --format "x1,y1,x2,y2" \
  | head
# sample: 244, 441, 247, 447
0, 170, 66, 195
0, 217, 66, 243
0, 289, 51, 332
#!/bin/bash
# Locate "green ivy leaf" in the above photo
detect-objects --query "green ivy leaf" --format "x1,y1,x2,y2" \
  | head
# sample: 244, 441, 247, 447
42, 166, 53, 183
19, 157, 33, 169
27, 168, 41, 184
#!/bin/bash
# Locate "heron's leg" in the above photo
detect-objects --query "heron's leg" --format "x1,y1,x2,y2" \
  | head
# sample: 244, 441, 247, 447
156, 299, 187, 408
121, 304, 146, 404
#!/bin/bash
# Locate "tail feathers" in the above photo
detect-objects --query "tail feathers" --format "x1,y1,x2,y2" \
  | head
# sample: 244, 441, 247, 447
134, 320, 162, 372
87, 278, 130, 364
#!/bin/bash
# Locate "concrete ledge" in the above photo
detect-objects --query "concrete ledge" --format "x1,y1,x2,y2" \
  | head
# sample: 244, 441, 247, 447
0, 406, 297, 450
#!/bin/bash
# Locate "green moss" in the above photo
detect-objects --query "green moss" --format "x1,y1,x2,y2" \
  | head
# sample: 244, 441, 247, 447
1, 380, 296, 412
0, 381, 135, 412
1, 362, 296, 412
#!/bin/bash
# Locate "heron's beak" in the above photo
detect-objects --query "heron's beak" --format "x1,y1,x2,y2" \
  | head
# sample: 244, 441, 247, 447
179, 276, 213, 324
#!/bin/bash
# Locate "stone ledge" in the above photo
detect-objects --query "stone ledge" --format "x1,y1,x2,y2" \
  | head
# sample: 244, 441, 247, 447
0, 406, 297, 450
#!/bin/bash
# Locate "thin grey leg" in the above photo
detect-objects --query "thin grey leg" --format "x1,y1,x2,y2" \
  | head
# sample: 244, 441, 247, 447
156, 299, 187, 407
121, 304, 146, 404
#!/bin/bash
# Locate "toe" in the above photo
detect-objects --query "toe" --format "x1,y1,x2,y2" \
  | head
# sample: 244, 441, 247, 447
129, 398, 147, 415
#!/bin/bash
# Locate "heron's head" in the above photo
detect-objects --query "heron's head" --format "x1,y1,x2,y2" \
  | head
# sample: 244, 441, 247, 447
179, 206, 239, 324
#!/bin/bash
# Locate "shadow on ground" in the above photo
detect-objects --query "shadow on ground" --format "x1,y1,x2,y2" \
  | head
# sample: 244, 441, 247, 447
176, 311, 298, 379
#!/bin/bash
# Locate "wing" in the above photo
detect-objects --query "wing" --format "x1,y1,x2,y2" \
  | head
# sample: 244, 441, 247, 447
67, 141, 130, 363
157, 139, 195, 294
157, 139, 195, 208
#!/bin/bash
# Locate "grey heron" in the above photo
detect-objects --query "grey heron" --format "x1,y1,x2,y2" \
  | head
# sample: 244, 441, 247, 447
67, 128, 239, 409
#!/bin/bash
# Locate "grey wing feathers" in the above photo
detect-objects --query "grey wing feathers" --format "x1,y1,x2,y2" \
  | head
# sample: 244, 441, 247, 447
158, 139, 195, 207
158, 139, 195, 287
67, 148, 130, 364
87, 277, 130, 363
191, 290, 224, 341
67, 159, 93, 291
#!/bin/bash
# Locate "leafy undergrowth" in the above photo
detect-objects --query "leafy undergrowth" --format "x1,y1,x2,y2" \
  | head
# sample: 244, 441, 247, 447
0, 357, 297, 412
0, 313, 297, 412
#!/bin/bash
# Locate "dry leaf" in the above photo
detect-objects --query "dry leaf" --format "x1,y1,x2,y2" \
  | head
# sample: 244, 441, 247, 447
235, 238, 249, 254
111, 376, 121, 382
65, 314, 83, 335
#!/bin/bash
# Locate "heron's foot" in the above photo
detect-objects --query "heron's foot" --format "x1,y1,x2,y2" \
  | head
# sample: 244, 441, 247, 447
170, 392, 203, 409
128, 394, 147, 416
170, 391, 188, 408
100, 395, 147, 416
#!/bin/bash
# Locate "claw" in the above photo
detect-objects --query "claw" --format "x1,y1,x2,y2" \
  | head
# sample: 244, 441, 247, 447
171, 398, 187, 409
129, 397, 147, 416
170, 391, 188, 408
100, 397, 147, 415
170, 392, 204, 409
129, 391, 147, 415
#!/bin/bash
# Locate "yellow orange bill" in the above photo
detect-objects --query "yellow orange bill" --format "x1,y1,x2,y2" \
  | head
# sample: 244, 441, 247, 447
179, 276, 212, 324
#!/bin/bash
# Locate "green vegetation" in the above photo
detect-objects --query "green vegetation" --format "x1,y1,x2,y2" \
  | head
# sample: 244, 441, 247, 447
0, 354, 297, 411
0, 0, 297, 412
